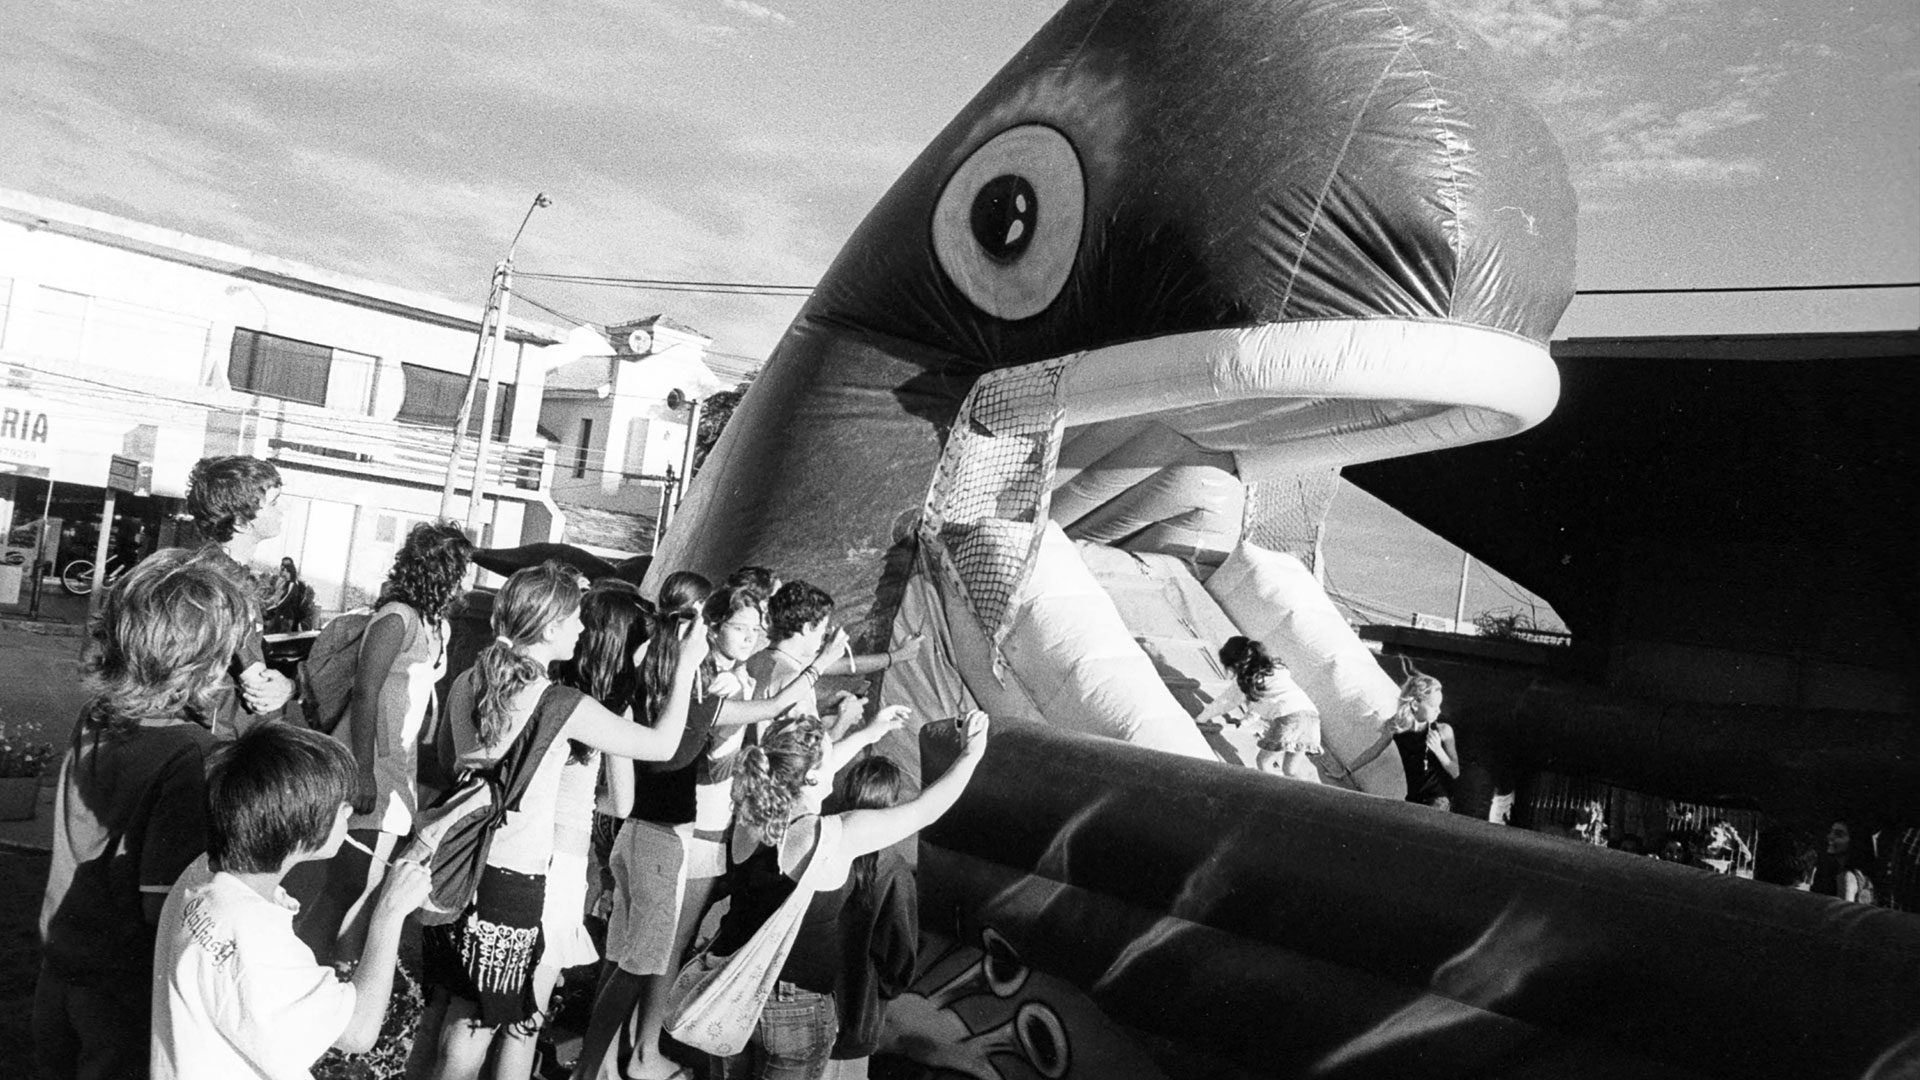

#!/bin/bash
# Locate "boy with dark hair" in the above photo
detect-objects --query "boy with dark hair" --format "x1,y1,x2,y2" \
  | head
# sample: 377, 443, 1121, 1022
185, 455, 284, 548
185, 454, 295, 735
745, 579, 923, 736
151, 723, 430, 1079
34, 548, 254, 1080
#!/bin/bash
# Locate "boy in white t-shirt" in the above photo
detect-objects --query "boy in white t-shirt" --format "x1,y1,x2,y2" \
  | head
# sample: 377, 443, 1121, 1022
151, 723, 430, 1079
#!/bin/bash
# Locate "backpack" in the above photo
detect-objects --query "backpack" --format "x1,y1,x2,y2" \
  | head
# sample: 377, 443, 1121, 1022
297, 609, 375, 734
400, 682, 580, 925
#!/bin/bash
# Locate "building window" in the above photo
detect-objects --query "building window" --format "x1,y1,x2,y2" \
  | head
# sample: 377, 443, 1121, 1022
574, 418, 593, 478
228, 329, 333, 407
395, 363, 513, 439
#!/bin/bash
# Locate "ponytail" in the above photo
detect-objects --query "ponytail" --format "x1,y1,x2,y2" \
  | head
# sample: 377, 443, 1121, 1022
638, 571, 711, 728
731, 714, 825, 844
475, 561, 582, 748
1392, 670, 1444, 730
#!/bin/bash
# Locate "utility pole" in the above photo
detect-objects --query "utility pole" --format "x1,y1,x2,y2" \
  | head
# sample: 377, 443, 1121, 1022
1453, 551, 1471, 632
437, 193, 551, 536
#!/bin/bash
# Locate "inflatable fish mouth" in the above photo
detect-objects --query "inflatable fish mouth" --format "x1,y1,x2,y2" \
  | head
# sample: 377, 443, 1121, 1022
909, 314, 1558, 763
1053, 317, 1557, 516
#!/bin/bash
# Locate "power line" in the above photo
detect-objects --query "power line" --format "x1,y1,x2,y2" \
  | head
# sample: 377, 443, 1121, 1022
1576, 281, 1917, 296
516, 271, 813, 297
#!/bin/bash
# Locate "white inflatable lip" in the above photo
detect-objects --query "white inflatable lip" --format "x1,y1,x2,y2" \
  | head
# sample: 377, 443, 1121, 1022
1055, 318, 1560, 479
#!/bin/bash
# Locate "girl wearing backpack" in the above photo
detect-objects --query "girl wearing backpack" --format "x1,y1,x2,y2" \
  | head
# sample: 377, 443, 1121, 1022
291, 520, 472, 964
419, 562, 727, 1080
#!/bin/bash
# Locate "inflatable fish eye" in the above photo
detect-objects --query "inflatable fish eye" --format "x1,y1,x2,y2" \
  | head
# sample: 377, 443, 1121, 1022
932, 124, 1085, 321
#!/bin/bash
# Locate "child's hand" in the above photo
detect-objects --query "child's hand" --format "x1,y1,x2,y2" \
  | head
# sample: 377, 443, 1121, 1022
867, 704, 910, 738
817, 628, 851, 666
958, 709, 990, 756
240, 665, 295, 713
376, 858, 433, 920
891, 634, 926, 665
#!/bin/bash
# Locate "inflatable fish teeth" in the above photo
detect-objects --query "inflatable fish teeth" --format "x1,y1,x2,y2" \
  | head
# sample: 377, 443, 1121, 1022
653, 0, 1572, 772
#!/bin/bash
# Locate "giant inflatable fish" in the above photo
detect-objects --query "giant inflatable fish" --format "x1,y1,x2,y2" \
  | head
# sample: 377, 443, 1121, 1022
649, 0, 1920, 1076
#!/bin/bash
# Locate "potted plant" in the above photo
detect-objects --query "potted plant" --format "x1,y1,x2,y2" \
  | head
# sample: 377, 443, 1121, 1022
0, 725, 58, 821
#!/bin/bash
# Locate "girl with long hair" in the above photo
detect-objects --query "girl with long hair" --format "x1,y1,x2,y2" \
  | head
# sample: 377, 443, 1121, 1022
471, 580, 654, 1080
296, 520, 472, 963
1192, 636, 1323, 781
708, 708, 989, 1079
574, 575, 853, 1080
422, 563, 706, 1080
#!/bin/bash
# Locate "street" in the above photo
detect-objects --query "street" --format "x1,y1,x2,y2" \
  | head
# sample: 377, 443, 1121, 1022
0, 620, 90, 750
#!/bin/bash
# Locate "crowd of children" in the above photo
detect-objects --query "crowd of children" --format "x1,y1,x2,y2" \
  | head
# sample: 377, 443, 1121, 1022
32, 454, 963, 1080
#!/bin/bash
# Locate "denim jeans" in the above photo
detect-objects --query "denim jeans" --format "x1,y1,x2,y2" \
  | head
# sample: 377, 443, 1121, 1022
714, 980, 839, 1080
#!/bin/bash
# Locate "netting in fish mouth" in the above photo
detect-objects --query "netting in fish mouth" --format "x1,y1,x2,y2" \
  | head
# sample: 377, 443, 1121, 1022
1243, 466, 1343, 572
920, 358, 1069, 662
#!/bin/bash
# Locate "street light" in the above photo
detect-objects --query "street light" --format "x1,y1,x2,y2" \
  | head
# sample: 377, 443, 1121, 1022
437, 193, 552, 535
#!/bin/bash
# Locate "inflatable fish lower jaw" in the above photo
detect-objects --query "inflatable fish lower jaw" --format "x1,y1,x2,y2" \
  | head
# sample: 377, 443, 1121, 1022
907, 316, 1557, 763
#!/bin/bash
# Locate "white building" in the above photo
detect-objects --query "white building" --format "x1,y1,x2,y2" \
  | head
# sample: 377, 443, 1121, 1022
0, 187, 577, 613
541, 314, 732, 555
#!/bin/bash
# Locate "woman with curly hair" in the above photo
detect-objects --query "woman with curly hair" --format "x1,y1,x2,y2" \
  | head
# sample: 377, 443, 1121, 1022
299, 521, 473, 962
707, 708, 990, 1080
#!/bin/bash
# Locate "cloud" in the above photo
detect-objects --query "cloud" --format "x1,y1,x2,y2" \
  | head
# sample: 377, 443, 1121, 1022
719, 0, 792, 27
1452, 0, 1797, 192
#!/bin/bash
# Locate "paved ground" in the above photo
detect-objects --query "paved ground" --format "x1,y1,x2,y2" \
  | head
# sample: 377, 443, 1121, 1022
0, 590, 92, 856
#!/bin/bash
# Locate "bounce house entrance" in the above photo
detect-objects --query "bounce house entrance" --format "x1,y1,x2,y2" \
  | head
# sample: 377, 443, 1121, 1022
905, 359, 1409, 794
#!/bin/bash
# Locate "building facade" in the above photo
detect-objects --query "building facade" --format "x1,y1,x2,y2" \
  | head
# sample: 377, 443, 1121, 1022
0, 188, 574, 614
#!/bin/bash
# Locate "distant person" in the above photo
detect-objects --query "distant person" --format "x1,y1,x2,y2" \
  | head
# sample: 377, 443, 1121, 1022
1389, 673, 1457, 810
1192, 636, 1323, 781
150, 724, 432, 1079
262, 556, 319, 634
1812, 818, 1878, 904
33, 549, 253, 1080
185, 454, 295, 736
295, 521, 472, 964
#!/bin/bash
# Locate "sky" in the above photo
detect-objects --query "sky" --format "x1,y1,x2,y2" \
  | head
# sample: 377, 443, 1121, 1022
1, 0, 1914, 365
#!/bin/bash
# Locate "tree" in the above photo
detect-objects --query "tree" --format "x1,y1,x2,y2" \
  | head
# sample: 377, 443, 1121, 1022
692, 375, 755, 478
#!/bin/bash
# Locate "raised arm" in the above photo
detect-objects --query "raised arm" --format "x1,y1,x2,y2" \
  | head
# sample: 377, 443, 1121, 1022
1191, 683, 1248, 725
599, 726, 636, 818
818, 633, 925, 678
837, 710, 990, 858
831, 702, 907, 772
713, 629, 852, 729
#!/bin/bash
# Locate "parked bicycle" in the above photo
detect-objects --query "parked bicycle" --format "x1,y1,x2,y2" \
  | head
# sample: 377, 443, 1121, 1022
60, 553, 134, 596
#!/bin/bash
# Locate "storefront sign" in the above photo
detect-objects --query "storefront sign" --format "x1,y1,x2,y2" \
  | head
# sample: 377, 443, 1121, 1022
0, 400, 52, 467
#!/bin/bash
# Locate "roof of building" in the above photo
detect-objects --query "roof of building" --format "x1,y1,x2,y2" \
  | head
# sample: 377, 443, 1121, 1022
607, 313, 709, 340
0, 187, 565, 346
